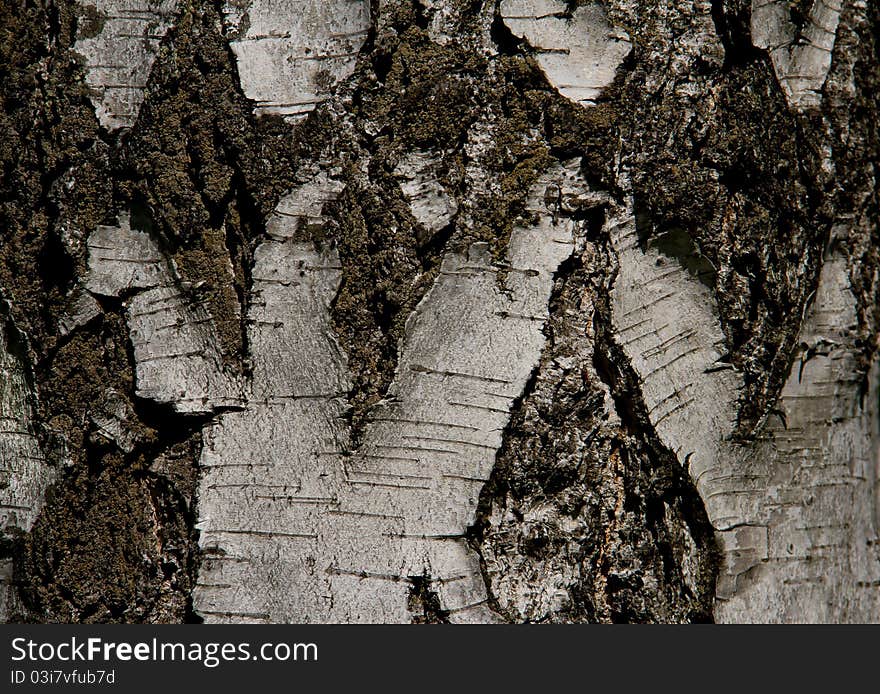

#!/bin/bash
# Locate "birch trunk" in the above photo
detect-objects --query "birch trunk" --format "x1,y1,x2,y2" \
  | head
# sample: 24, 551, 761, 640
0, 0, 877, 623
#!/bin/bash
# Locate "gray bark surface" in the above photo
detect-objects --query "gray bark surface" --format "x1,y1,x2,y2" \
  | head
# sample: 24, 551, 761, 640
0, 0, 878, 623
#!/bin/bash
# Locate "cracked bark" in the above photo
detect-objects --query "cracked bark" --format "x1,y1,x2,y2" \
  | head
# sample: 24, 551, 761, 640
1, 0, 878, 623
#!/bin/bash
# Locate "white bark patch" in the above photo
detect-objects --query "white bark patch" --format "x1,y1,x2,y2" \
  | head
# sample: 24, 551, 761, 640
499, 0, 631, 107
85, 213, 244, 414
751, 0, 842, 110
607, 205, 743, 530
265, 171, 344, 241
394, 151, 458, 242
609, 198, 880, 622
195, 243, 350, 623
223, 0, 370, 121
58, 287, 102, 337
0, 317, 53, 622
194, 174, 352, 623
194, 162, 591, 622
714, 228, 880, 622
73, 0, 178, 131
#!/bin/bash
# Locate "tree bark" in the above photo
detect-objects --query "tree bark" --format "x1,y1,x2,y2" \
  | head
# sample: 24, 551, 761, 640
0, 0, 877, 623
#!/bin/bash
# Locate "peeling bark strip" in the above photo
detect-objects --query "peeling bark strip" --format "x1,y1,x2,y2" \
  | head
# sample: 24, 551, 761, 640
194, 162, 591, 622
751, 0, 842, 110
499, 0, 631, 107
0, 313, 53, 622
607, 192, 741, 530
609, 192, 880, 621
343, 164, 587, 621
223, 0, 370, 120
73, 0, 179, 130
85, 213, 244, 413
716, 232, 880, 622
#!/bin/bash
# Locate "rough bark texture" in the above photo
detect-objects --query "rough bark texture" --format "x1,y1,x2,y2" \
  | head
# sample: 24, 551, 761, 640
0, 0, 877, 623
